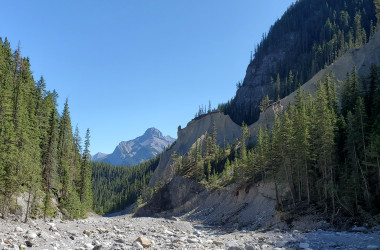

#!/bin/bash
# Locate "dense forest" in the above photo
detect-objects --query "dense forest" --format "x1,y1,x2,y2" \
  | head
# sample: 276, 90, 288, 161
92, 156, 160, 215
221, 0, 379, 125
0, 39, 92, 220
172, 65, 380, 224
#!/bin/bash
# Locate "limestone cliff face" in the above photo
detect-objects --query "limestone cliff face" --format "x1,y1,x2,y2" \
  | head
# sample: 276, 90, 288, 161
149, 112, 241, 188
93, 128, 175, 166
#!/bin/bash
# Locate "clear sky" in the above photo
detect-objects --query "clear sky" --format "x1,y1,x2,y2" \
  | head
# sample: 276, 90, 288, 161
1, 0, 294, 154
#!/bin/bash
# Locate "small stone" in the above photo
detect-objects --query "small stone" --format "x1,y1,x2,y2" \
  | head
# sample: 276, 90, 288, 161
67, 230, 79, 236
10, 244, 20, 250
114, 238, 125, 243
225, 240, 241, 250
83, 230, 91, 237
299, 242, 310, 249
25, 240, 33, 247
49, 225, 58, 232
136, 236, 151, 248
92, 240, 101, 246
368, 245, 380, 250
133, 241, 144, 249
15, 227, 23, 232
70, 235, 75, 240
84, 243, 94, 249
187, 238, 199, 243
93, 245, 105, 250
26, 232, 37, 239
213, 240, 224, 246
276, 241, 288, 247
19, 244, 27, 250
5, 238, 14, 244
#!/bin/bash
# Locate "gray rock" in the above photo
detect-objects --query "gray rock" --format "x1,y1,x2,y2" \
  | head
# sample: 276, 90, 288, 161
93, 245, 105, 250
226, 240, 244, 250
133, 241, 144, 249
368, 245, 380, 250
7, 244, 19, 250
299, 242, 310, 249
275, 241, 288, 247
114, 238, 125, 243
84, 243, 94, 249
67, 230, 80, 236
187, 238, 200, 243
213, 240, 224, 246
352, 226, 367, 232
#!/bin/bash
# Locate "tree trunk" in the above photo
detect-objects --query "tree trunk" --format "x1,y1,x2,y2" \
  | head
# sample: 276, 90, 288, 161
306, 160, 310, 204
24, 188, 32, 223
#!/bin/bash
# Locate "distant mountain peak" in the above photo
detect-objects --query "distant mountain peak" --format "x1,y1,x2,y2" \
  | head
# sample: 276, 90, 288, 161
144, 127, 162, 137
92, 128, 175, 166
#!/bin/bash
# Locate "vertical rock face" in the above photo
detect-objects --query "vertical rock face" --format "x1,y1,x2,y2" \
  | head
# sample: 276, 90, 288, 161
92, 128, 175, 166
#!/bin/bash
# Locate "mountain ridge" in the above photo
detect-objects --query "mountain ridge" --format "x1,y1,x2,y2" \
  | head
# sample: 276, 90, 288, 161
93, 127, 175, 166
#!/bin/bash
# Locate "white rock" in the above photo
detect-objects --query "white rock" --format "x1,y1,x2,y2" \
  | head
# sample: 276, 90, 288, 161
133, 241, 144, 249
26, 232, 38, 239
84, 243, 94, 249
225, 240, 240, 248
15, 227, 23, 232
204, 239, 213, 244
187, 238, 200, 243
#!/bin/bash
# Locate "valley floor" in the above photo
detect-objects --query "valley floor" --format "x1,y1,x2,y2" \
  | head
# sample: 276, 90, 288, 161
0, 214, 379, 250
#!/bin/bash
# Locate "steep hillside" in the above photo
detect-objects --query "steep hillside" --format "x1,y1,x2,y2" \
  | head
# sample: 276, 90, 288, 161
93, 128, 175, 166
222, 0, 377, 126
250, 29, 380, 135
140, 28, 380, 227
149, 112, 241, 188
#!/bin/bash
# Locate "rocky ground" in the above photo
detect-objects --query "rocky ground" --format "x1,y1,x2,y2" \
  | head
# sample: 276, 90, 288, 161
0, 214, 380, 250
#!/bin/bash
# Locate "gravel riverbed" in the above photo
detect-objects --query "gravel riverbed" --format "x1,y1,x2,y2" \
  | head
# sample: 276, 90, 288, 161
0, 214, 379, 249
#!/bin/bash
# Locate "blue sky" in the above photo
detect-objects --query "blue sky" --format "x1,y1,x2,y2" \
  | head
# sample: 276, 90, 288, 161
1, 0, 294, 154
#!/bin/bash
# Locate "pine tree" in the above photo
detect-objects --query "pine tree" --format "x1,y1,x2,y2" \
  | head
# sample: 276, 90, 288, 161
43, 108, 58, 221
80, 128, 93, 212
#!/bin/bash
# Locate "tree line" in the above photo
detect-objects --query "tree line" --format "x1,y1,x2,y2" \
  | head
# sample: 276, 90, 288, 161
92, 156, 160, 215
0, 39, 92, 221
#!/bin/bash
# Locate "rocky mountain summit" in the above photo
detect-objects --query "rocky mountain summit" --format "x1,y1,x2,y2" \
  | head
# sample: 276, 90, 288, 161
92, 128, 175, 166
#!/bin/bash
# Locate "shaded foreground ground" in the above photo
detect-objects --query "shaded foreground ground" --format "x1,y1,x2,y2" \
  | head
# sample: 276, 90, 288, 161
0, 214, 379, 249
